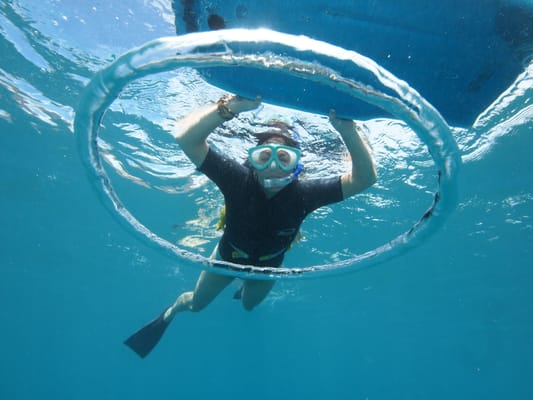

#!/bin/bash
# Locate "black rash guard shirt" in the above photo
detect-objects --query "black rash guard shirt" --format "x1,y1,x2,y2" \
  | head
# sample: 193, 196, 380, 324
199, 147, 343, 267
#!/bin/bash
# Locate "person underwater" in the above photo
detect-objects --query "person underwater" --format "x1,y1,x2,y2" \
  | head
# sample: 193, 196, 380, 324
124, 94, 377, 357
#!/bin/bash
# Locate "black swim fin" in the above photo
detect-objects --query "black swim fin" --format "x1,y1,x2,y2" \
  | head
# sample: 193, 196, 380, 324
124, 309, 173, 358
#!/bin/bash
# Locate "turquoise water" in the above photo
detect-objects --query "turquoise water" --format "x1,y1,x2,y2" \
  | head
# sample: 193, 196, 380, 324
1, 1, 532, 399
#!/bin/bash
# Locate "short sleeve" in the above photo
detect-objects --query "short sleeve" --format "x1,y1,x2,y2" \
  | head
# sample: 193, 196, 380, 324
198, 147, 249, 195
299, 176, 344, 213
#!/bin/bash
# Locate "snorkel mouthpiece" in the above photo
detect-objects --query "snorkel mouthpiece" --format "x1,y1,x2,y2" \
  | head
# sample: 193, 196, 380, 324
262, 176, 294, 189
262, 163, 303, 189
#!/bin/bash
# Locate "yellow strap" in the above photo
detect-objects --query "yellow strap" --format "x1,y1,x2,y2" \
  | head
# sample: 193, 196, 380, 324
229, 241, 285, 262
216, 205, 226, 231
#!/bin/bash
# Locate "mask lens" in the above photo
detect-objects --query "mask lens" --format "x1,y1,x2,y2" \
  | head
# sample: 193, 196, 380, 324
275, 147, 299, 171
248, 145, 301, 171
249, 146, 274, 170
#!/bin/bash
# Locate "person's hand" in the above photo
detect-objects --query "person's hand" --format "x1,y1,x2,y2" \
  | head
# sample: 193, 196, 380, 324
226, 94, 262, 114
329, 109, 355, 133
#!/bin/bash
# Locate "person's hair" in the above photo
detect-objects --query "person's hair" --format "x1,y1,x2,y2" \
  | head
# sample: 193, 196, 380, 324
256, 131, 292, 146
265, 119, 292, 133
255, 119, 299, 148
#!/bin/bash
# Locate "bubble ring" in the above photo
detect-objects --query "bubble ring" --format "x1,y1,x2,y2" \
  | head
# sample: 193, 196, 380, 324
75, 29, 461, 279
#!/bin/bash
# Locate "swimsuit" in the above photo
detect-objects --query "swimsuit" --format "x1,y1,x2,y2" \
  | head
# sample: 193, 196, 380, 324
199, 147, 343, 266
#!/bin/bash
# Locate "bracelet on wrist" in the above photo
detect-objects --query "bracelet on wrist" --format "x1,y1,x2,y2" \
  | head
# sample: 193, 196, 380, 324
216, 95, 237, 121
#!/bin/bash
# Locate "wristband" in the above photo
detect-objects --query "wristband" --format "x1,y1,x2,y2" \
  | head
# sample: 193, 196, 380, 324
216, 95, 237, 121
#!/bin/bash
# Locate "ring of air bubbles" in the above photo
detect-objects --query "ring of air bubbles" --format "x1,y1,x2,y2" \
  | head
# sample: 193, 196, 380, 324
75, 29, 461, 279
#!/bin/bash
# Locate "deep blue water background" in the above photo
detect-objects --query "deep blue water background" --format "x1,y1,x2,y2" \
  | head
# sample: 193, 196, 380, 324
1, 1, 532, 399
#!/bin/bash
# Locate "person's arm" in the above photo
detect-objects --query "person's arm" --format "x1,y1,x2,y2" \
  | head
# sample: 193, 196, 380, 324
172, 95, 261, 167
329, 110, 377, 199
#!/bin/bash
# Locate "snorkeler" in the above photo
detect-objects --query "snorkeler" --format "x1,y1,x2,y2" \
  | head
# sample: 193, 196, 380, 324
124, 94, 377, 357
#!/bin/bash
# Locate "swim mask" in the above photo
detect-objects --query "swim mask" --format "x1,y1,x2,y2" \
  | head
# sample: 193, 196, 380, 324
248, 144, 301, 172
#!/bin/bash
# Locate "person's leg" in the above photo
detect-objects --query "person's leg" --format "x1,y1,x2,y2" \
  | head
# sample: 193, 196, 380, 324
165, 270, 234, 319
241, 279, 276, 311
165, 243, 234, 318
191, 270, 234, 311
124, 245, 235, 357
